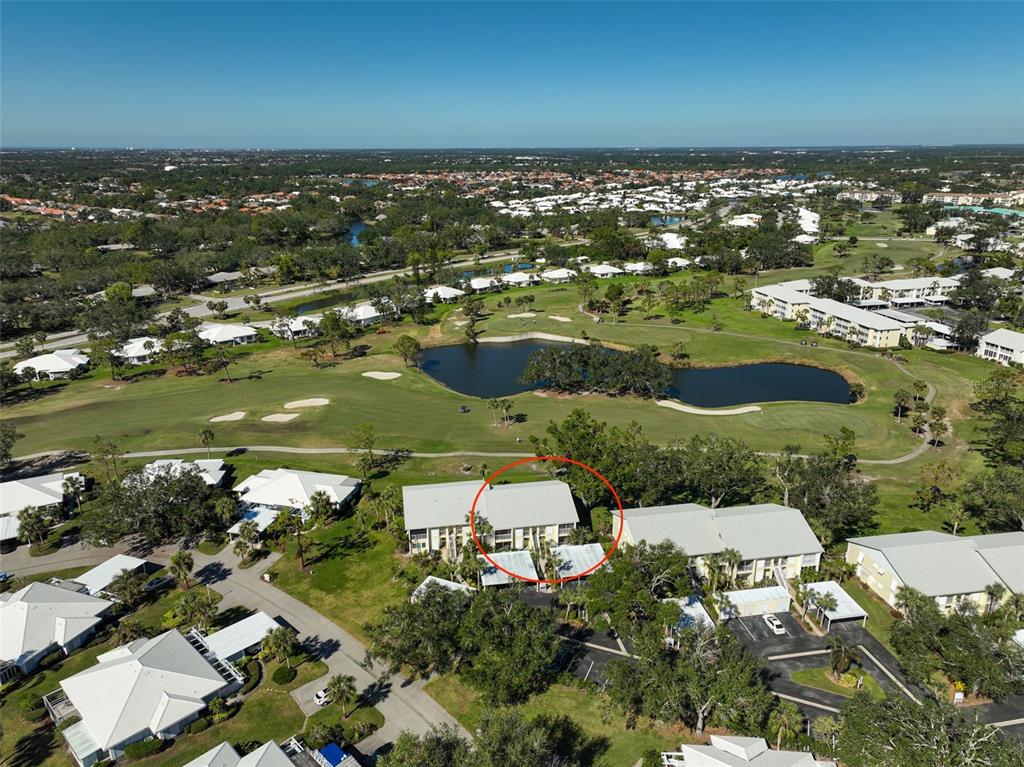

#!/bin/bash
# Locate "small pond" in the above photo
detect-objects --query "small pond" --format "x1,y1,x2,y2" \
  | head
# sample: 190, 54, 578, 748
348, 222, 367, 246
419, 340, 851, 407
650, 216, 682, 227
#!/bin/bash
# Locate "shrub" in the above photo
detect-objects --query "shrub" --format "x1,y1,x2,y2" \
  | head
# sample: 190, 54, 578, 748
272, 665, 296, 685
186, 717, 211, 734
839, 672, 858, 688
239, 660, 262, 695
123, 738, 165, 759
19, 695, 45, 720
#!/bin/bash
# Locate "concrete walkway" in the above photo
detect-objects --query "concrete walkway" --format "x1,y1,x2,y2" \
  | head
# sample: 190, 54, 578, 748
1, 540, 465, 754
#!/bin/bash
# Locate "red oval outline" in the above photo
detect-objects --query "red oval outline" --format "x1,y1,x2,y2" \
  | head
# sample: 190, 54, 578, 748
468, 455, 624, 586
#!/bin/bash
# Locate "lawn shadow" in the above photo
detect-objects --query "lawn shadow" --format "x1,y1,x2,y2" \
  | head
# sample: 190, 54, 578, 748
9, 724, 57, 767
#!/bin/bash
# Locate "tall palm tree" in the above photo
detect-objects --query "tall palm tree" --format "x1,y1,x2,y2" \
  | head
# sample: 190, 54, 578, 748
720, 547, 742, 589
63, 475, 84, 516
233, 537, 250, 562
198, 428, 215, 459
305, 490, 334, 529
261, 626, 298, 669
108, 569, 145, 607
703, 553, 722, 594
327, 674, 357, 718
827, 636, 859, 680
18, 507, 49, 548
170, 551, 194, 590
768, 701, 803, 750
984, 583, 1007, 615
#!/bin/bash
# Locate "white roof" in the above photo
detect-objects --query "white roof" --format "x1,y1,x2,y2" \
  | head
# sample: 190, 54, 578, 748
234, 469, 359, 510
0, 582, 110, 668
551, 543, 607, 579
272, 315, 322, 334
236, 742, 295, 767
203, 611, 278, 661
144, 458, 226, 487
337, 303, 381, 322
228, 505, 280, 535
183, 742, 242, 767
411, 575, 475, 602
980, 328, 1024, 353
423, 285, 465, 301
810, 296, 904, 332
622, 503, 822, 560
664, 595, 713, 631
61, 630, 229, 749
402, 479, 578, 531
118, 336, 163, 359
584, 263, 624, 276
623, 261, 654, 273
668, 735, 832, 766
13, 349, 89, 375
667, 256, 691, 268
479, 550, 538, 586
0, 515, 19, 541
720, 585, 791, 607
540, 268, 577, 281
0, 471, 74, 516
198, 323, 258, 344
468, 277, 498, 290
804, 580, 867, 622
847, 531, 1024, 596
501, 271, 537, 284
72, 554, 148, 596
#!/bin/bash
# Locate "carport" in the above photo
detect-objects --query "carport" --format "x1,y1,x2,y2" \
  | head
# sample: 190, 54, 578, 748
719, 585, 791, 619
805, 580, 867, 632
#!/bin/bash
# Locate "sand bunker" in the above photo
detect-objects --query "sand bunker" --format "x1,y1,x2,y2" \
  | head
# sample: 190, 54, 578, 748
362, 371, 402, 380
876, 242, 888, 248
262, 413, 300, 423
549, 315, 572, 322
210, 411, 245, 422
508, 312, 536, 318
284, 398, 330, 409
657, 400, 762, 416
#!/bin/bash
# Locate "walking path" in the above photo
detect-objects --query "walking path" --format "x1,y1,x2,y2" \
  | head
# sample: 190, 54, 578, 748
2, 540, 465, 755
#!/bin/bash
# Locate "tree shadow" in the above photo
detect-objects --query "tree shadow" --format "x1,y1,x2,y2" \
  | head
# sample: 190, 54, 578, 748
1, 382, 68, 407
195, 561, 232, 585
9, 724, 57, 767
302, 635, 342, 662
2, 451, 89, 480
213, 605, 255, 630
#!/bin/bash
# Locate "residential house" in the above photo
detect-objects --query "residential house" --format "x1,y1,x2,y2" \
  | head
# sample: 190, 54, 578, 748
69, 554, 149, 597
422, 285, 466, 303
976, 328, 1024, 366
143, 458, 227, 487
337, 302, 384, 326
466, 276, 500, 292
50, 630, 241, 766
402, 479, 578, 556
615, 503, 823, 586
0, 471, 80, 544
662, 735, 835, 766
270, 315, 322, 340
117, 336, 164, 365
230, 468, 360, 535
0, 582, 111, 683
198, 323, 259, 345
583, 263, 624, 278
13, 349, 89, 380
540, 268, 577, 283
623, 261, 655, 274
846, 531, 1024, 614
185, 739, 360, 767
501, 271, 540, 286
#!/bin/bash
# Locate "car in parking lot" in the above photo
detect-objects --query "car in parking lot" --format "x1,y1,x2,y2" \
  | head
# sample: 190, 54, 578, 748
762, 614, 786, 635
313, 688, 331, 706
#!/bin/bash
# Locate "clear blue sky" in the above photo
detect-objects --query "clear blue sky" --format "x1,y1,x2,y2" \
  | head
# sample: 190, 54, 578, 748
2, 1, 1022, 148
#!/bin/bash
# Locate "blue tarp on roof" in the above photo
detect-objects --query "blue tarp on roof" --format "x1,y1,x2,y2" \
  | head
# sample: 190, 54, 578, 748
318, 743, 348, 766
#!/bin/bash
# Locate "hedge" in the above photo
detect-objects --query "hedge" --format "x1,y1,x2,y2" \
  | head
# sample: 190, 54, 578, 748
186, 717, 211, 735
271, 665, 296, 685
123, 738, 165, 759
239, 660, 262, 695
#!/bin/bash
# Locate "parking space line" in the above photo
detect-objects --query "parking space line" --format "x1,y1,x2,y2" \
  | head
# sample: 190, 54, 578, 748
858, 644, 921, 705
772, 691, 840, 714
737, 618, 757, 641
991, 717, 1024, 728
767, 649, 830, 661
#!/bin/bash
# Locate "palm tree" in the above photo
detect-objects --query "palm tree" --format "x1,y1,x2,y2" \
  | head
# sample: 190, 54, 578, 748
199, 428, 215, 459
374, 485, 401, 534
305, 490, 335, 529
703, 553, 722, 594
827, 636, 859, 680
169, 550, 194, 590
113, 619, 145, 645
108, 569, 145, 607
63, 475, 84, 516
233, 536, 250, 561
768, 701, 802, 751
984, 583, 1007, 615
497, 398, 514, 427
720, 547, 742, 589
327, 674, 358, 717
813, 592, 838, 627
18, 507, 49, 548
261, 626, 299, 669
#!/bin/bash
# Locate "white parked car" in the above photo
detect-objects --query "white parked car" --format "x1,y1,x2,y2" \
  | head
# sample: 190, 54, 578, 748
762, 614, 786, 635
313, 688, 331, 706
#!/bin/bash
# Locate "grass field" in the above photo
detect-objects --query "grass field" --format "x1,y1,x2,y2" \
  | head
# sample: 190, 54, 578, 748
789, 666, 886, 699
424, 675, 691, 766
845, 579, 898, 653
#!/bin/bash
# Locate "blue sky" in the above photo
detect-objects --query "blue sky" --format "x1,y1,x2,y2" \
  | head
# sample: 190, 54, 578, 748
2, 1, 1022, 148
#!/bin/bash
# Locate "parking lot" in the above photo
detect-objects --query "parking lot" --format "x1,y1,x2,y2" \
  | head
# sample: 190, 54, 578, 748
727, 612, 825, 658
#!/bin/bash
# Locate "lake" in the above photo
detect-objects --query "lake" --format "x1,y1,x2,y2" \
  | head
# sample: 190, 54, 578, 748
650, 216, 682, 227
419, 340, 851, 407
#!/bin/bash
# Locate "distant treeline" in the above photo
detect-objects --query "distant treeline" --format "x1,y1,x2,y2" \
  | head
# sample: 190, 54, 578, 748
519, 342, 670, 398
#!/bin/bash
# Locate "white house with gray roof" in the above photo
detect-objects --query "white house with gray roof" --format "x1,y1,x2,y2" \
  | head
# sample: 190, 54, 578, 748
0, 582, 111, 682
52, 629, 239, 766
976, 328, 1024, 366
615, 503, 822, 586
846, 531, 1024, 614
0, 471, 80, 544
402, 479, 578, 556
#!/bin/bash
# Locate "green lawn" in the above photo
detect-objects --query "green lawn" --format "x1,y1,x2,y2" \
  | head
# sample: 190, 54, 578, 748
424, 676, 690, 766
789, 666, 886, 699
844, 579, 898, 653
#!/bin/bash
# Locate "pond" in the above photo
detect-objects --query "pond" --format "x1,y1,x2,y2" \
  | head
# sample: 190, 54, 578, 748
348, 222, 367, 246
650, 216, 682, 227
419, 340, 851, 407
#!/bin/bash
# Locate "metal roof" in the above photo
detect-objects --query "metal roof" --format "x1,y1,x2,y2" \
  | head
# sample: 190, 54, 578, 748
551, 543, 607, 579
203, 611, 279, 661
479, 550, 538, 587
804, 581, 867, 622
403, 480, 577, 532
72, 554, 148, 596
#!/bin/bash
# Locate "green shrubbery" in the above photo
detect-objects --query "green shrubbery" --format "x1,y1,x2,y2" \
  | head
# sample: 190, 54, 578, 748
123, 738, 165, 759
186, 717, 211, 734
272, 665, 297, 685
239, 659, 262, 694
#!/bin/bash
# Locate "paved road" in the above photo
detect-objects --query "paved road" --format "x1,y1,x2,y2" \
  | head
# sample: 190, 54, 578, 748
1, 539, 465, 754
